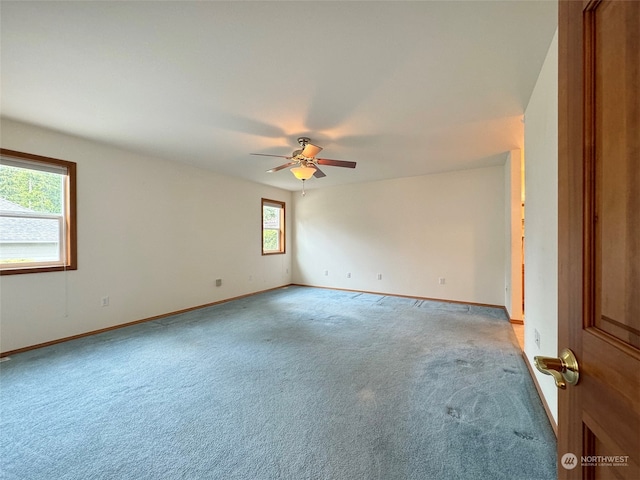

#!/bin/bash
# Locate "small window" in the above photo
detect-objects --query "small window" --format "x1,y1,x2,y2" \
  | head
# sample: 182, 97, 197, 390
262, 198, 285, 255
0, 149, 77, 275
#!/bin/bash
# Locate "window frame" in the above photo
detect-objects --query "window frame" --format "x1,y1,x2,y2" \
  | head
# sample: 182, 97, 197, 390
261, 198, 285, 255
0, 149, 77, 275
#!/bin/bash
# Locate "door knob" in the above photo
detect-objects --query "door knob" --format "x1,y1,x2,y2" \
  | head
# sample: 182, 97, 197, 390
534, 348, 579, 389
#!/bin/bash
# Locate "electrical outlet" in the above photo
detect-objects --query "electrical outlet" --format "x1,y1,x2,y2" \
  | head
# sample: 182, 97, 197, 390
439, 277, 446, 285
347, 272, 351, 278
324, 270, 329, 276
377, 273, 382, 280
101, 296, 109, 307
534, 328, 541, 349
215, 279, 222, 287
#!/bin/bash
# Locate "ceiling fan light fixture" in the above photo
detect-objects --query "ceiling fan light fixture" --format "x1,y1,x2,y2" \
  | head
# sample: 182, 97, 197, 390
290, 165, 316, 180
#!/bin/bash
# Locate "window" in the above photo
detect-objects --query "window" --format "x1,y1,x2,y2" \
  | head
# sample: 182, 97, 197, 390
262, 198, 285, 255
0, 149, 77, 275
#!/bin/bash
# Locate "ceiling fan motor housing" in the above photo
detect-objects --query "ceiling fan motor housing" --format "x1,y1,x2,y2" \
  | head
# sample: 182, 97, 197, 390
297, 137, 311, 147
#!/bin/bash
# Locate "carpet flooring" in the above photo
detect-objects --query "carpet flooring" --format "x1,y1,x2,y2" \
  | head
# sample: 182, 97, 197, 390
1, 286, 556, 479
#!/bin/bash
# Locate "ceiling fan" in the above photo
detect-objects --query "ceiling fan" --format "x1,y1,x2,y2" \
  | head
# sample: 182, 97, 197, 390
251, 137, 356, 193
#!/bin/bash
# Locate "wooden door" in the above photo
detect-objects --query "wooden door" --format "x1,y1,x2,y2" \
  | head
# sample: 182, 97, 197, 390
558, 1, 640, 479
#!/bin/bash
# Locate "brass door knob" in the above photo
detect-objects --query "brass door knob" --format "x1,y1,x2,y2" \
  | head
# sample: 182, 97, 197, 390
534, 348, 579, 389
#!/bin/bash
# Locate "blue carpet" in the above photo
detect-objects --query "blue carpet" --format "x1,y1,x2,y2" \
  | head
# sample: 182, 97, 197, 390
1, 286, 556, 479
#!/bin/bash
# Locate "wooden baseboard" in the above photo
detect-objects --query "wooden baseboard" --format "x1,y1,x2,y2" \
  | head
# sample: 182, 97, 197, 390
522, 351, 558, 437
0, 284, 292, 357
510, 318, 524, 325
290, 283, 506, 310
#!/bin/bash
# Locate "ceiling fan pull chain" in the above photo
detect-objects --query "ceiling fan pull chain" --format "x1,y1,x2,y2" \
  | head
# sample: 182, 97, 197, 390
302, 179, 306, 196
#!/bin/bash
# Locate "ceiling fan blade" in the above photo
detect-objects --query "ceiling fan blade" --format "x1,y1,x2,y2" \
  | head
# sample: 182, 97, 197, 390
251, 153, 293, 159
267, 162, 296, 173
313, 166, 327, 178
316, 158, 357, 168
301, 143, 323, 158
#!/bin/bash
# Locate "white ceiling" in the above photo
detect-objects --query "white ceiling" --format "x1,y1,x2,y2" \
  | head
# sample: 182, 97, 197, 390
0, 1, 557, 192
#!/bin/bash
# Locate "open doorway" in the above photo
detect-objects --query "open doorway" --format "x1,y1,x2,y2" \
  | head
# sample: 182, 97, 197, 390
506, 149, 525, 348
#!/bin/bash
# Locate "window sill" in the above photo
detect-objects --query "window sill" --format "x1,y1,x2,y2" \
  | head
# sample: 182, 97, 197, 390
0, 265, 77, 275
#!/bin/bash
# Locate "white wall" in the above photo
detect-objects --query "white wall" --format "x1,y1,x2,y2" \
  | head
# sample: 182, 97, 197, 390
0, 118, 292, 352
523, 29, 559, 423
292, 166, 505, 306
